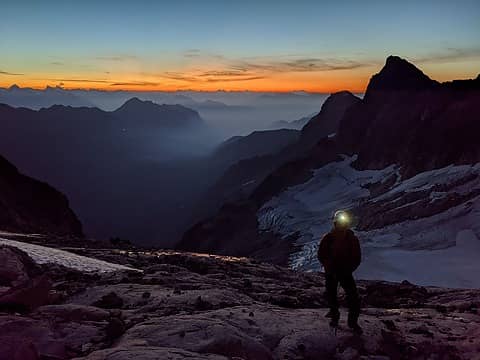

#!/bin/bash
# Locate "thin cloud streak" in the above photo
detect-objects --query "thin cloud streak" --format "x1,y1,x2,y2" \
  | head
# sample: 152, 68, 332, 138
22, 48, 480, 91
95, 55, 139, 62
183, 50, 372, 73
157, 52, 371, 86
161, 71, 265, 83
0, 70, 24, 76
183, 49, 202, 58
199, 70, 251, 77
43, 78, 111, 84
41, 78, 160, 87
233, 57, 370, 73
205, 76, 265, 83
162, 72, 199, 82
110, 81, 160, 87
414, 47, 480, 64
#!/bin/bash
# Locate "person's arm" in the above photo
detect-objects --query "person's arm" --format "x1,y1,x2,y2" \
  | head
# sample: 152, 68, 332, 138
350, 232, 361, 272
317, 234, 331, 271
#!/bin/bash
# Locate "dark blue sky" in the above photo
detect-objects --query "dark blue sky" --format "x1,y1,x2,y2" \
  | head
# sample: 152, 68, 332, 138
1, 0, 479, 91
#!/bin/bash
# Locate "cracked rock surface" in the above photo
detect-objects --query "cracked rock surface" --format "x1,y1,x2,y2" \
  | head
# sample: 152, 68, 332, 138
1, 244, 479, 359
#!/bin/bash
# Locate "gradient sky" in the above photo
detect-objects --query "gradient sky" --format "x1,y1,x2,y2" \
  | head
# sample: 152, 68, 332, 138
1, 0, 479, 92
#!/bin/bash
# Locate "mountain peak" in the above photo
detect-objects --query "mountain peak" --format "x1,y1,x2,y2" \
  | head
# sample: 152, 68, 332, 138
385, 55, 410, 66
114, 97, 158, 113
116, 97, 193, 113
299, 90, 360, 146
121, 97, 151, 107
113, 97, 205, 129
365, 56, 438, 98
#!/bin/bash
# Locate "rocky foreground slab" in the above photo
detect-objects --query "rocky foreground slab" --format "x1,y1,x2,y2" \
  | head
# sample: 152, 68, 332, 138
0, 243, 479, 360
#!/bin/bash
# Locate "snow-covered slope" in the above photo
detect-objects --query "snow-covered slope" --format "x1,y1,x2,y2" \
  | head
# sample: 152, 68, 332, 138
258, 156, 480, 288
0, 237, 138, 272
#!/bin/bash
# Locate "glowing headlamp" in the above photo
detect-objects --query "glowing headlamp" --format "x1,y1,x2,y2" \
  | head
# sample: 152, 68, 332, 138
334, 210, 351, 225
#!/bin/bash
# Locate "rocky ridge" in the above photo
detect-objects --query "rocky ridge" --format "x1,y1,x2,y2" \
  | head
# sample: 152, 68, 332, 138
1, 241, 479, 359
0, 154, 83, 237
180, 56, 480, 270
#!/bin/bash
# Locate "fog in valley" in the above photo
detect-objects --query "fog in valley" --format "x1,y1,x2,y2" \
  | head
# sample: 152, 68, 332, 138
0, 86, 329, 246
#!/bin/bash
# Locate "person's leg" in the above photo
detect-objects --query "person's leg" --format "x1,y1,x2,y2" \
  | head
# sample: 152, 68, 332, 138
325, 272, 340, 324
339, 273, 361, 328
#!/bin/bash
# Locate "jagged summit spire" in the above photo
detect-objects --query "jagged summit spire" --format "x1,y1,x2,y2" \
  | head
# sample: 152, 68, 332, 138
365, 56, 438, 98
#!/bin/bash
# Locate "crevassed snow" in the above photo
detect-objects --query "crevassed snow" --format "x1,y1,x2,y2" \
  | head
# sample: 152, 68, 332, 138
258, 156, 480, 288
373, 163, 480, 202
258, 156, 397, 269
0, 238, 139, 273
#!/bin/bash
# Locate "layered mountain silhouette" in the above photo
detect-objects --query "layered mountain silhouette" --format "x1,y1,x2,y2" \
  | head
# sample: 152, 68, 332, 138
0, 154, 82, 236
299, 90, 360, 149
211, 129, 300, 169
0, 99, 208, 244
179, 56, 480, 265
269, 113, 314, 130
0, 84, 94, 109
183, 90, 361, 233
113, 97, 205, 129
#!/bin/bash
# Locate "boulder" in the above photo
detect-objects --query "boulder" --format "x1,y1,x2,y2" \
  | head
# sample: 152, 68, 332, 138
0, 246, 52, 311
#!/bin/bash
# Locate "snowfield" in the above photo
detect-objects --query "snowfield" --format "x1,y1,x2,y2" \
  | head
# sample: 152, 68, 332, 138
258, 156, 480, 288
0, 237, 139, 273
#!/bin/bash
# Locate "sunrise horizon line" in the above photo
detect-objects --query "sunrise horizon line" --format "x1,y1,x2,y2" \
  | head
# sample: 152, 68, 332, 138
0, 83, 367, 94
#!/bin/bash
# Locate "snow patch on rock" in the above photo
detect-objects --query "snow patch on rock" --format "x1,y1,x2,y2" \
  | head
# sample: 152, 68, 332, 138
0, 238, 139, 273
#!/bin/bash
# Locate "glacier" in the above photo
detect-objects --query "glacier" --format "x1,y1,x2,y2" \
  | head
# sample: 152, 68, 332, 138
258, 156, 480, 288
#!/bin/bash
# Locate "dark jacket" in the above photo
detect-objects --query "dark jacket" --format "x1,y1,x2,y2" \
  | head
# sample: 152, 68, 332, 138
317, 228, 361, 274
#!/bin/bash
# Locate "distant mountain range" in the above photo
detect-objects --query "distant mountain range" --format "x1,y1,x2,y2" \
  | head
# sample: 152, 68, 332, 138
184, 90, 361, 227
0, 85, 325, 112
212, 129, 300, 169
269, 113, 315, 130
179, 56, 480, 287
113, 97, 205, 130
0, 98, 210, 244
0, 86, 328, 138
0, 93, 323, 245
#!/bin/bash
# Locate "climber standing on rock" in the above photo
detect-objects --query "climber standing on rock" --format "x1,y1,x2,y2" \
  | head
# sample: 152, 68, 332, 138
317, 210, 362, 334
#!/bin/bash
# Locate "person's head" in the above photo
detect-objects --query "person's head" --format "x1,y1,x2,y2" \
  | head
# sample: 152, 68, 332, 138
333, 210, 351, 230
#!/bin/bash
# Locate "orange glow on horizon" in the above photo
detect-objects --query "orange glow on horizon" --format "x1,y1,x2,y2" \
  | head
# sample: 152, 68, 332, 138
0, 82, 368, 93
0, 61, 477, 94
0, 73, 370, 93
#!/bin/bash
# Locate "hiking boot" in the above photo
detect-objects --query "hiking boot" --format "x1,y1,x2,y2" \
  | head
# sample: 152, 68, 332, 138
329, 317, 339, 328
325, 309, 340, 319
327, 310, 340, 327
347, 320, 363, 334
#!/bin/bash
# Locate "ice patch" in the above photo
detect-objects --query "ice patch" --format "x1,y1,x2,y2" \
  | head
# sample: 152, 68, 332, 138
374, 163, 480, 202
0, 238, 139, 273
257, 158, 480, 288
258, 156, 398, 270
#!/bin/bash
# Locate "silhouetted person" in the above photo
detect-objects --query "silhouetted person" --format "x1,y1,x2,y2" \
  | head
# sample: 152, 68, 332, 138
317, 210, 362, 334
